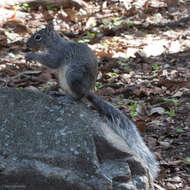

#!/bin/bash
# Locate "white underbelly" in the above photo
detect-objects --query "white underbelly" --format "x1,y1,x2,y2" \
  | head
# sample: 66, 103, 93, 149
57, 65, 74, 97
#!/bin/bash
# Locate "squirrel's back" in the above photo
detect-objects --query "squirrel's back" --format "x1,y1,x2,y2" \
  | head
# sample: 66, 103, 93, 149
56, 41, 97, 99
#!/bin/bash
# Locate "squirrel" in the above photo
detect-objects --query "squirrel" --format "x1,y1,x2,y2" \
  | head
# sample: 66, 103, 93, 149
25, 23, 159, 179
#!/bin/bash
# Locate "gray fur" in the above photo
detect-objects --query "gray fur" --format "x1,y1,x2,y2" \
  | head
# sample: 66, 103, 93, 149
25, 23, 159, 179
86, 92, 159, 178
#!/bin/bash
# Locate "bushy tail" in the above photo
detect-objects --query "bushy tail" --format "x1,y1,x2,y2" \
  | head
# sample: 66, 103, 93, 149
86, 92, 159, 178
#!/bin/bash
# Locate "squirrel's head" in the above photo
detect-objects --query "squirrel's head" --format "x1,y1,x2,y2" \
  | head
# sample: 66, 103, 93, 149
26, 23, 59, 51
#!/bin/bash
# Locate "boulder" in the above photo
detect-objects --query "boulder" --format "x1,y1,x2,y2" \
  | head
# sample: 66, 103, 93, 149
0, 88, 153, 190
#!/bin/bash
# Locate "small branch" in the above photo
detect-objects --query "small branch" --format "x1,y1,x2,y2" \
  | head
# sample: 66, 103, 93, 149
154, 183, 166, 190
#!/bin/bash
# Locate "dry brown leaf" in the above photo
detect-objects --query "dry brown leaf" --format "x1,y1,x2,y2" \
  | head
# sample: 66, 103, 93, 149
158, 79, 189, 89
135, 119, 147, 133
3, 21, 28, 34
0, 30, 7, 46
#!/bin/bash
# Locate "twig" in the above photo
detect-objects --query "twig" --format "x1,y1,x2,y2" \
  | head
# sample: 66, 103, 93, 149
154, 183, 166, 190
8, 70, 42, 82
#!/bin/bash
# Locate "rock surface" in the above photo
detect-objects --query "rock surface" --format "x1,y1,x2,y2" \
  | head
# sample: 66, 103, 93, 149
0, 88, 153, 190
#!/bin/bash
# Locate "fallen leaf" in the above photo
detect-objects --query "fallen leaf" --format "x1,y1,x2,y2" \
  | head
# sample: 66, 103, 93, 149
172, 91, 183, 97
159, 141, 171, 148
3, 21, 28, 34
135, 119, 147, 133
0, 30, 7, 46
24, 86, 40, 92
150, 107, 165, 115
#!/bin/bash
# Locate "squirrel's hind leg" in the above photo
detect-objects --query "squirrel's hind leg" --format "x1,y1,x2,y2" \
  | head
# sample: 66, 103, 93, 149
64, 67, 91, 100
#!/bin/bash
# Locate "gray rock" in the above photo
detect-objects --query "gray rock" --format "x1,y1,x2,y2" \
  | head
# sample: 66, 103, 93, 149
0, 88, 153, 190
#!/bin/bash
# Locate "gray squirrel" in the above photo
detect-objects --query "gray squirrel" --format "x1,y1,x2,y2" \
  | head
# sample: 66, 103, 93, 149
25, 23, 159, 179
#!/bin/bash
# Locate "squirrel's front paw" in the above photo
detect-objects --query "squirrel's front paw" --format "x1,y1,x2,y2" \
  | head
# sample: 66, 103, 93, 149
25, 53, 35, 63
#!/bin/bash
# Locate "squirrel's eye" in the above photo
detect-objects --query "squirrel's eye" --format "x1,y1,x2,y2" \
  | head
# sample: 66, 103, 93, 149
34, 34, 41, 41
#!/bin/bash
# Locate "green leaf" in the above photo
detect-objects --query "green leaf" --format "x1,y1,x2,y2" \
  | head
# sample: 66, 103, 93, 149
163, 98, 179, 106
96, 82, 103, 89
16, 87, 23, 90
15, 54, 23, 59
128, 100, 138, 118
78, 39, 90, 43
171, 128, 184, 136
152, 63, 160, 70
8, 53, 22, 59
130, 111, 138, 118
126, 21, 133, 27
103, 20, 111, 26
8, 53, 16, 58
175, 128, 184, 133
106, 72, 117, 78
164, 108, 175, 117
112, 17, 121, 23
46, 5, 57, 11
184, 157, 190, 165
22, 3, 30, 10
87, 32, 95, 39
39, 82, 53, 89
169, 108, 175, 117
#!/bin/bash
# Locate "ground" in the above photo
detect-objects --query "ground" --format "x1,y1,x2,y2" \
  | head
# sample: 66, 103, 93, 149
0, 0, 190, 189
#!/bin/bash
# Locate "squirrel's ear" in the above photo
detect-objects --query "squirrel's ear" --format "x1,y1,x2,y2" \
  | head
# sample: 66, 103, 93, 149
45, 22, 54, 33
